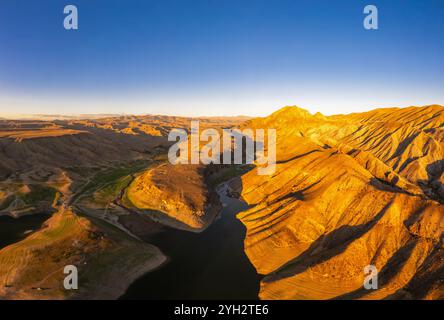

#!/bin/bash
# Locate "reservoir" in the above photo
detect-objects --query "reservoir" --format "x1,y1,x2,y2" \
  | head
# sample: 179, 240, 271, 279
121, 183, 261, 299
0, 213, 51, 250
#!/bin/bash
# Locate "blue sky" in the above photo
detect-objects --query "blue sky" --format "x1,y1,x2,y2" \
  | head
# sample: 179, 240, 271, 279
0, 0, 443, 116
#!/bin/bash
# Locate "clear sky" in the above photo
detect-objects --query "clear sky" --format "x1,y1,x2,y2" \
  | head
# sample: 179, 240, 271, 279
0, 0, 443, 117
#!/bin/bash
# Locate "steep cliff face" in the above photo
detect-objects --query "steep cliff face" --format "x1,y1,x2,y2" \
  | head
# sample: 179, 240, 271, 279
236, 105, 443, 300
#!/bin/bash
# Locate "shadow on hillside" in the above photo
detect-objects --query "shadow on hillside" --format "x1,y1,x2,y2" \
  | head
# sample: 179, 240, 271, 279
418, 160, 444, 204
385, 244, 444, 300
262, 201, 393, 284
389, 133, 419, 161
332, 238, 418, 300
369, 177, 413, 195
275, 149, 321, 164
255, 179, 324, 214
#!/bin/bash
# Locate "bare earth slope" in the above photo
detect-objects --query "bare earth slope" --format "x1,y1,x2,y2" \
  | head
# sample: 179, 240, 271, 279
124, 163, 221, 231
0, 207, 166, 299
0, 115, 244, 299
236, 105, 443, 300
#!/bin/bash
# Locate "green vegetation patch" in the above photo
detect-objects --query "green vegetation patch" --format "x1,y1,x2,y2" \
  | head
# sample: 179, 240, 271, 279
207, 164, 255, 188
79, 161, 151, 197
93, 175, 132, 204
0, 195, 15, 211
19, 185, 57, 205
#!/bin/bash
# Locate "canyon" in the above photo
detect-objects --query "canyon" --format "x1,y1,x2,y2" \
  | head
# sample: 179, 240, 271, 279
0, 105, 442, 300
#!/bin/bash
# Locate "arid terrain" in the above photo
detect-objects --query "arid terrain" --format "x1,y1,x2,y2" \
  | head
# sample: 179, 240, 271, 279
0, 106, 442, 300
233, 105, 443, 299
0, 115, 245, 299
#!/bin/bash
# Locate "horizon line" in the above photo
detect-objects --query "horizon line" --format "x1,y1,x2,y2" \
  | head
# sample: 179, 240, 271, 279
0, 103, 442, 121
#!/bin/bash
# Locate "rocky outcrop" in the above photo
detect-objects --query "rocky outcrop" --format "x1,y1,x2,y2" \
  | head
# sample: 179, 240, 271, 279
125, 163, 221, 231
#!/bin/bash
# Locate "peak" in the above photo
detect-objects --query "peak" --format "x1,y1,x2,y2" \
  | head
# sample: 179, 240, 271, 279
271, 106, 313, 118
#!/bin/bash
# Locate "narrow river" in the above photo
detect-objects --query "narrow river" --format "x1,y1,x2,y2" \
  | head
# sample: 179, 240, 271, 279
121, 183, 261, 299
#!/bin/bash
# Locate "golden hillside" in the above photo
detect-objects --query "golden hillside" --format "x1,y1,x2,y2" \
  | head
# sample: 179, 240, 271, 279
235, 105, 443, 299
124, 163, 221, 231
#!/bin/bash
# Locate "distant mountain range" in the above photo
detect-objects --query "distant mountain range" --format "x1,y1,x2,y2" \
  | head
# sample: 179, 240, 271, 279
0, 113, 252, 121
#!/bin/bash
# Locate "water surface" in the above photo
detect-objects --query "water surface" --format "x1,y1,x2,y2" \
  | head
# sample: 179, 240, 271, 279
0, 213, 51, 249
121, 184, 261, 299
